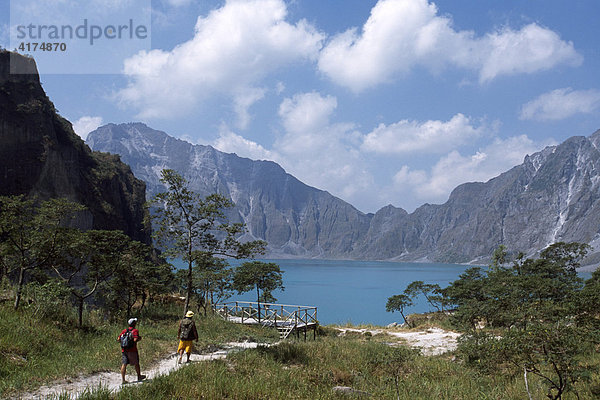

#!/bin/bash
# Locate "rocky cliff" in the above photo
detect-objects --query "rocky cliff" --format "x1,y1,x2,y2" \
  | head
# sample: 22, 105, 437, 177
0, 51, 150, 243
87, 122, 600, 263
87, 123, 372, 257
355, 131, 600, 263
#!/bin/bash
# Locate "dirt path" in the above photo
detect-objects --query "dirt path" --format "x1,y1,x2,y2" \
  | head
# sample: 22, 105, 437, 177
14, 328, 459, 399
13, 342, 263, 400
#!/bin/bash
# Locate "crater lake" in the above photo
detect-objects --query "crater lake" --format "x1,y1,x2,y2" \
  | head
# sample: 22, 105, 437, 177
172, 258, 471, 326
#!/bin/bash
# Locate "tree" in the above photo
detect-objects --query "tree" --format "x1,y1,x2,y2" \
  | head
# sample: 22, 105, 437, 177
50, 229, 130, 326
498, 323, 592, 400
103, 240, 173, 318
577, 268, 600, 327
491, 244, 508, 267
149, 169, 266, 315
193, 253, 233, 315
232, 261, 284, 323
540, 241, 590, 270
21, 279, 72, 321
403, 280, 442, 312
0, 196, 86, 310
385, 294, 413, 327
447, 242, 594, 400
442, 267, 488, 330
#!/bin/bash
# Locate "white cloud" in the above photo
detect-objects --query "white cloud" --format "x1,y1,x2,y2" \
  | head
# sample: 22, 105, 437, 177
278, 92, 337, 135
520, 88, 600, 121
233, 87, 267, 130
393, 166, 428, 187
275, 117, 375, 206
318, 0, 582, 91
116, 0, 324, 119
275, 81, 286, 95
274, 93, 372, 202
390, 135, 552, 205
72, 116, 103, 140
213, 124, 275, 161
362, 113, 483, 154
478, 24, 582, 83
212, 92, 376, 210
210, 89, 551, 213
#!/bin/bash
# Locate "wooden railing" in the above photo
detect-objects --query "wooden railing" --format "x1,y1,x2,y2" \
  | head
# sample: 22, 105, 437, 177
214, 301, 318, 338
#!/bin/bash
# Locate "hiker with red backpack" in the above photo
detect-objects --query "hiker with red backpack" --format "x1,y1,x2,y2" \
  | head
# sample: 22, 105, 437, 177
177, 311, 199, 364
118, 318, 146, 384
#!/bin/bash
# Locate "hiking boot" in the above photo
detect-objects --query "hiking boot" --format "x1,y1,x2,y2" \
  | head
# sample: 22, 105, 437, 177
137, 375, 146, 381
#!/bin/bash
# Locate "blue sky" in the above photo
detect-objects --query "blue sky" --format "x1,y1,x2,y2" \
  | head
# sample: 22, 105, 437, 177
3, 0, 600, 213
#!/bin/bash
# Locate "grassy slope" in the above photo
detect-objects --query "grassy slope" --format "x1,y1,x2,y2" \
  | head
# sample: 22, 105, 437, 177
0, 302, 278, 398
1, 304, 599, 399
103, 334, 600, 400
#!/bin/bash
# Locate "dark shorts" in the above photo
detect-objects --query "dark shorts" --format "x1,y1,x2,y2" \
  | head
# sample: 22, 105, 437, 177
122, 351, 139, 366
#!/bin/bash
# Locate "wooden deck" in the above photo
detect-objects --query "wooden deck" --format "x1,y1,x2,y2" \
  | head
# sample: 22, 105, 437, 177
214, 301, 318, 340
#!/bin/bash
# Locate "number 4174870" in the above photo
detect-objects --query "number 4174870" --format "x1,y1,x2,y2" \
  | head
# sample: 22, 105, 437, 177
18, 42, 67, 52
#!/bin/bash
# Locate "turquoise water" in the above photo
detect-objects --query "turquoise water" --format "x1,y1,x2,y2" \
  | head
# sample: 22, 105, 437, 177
171, 258, 595, 325
171, 258, 470, 326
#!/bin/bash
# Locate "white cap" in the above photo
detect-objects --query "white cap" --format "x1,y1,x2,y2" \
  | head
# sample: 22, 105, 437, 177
128, 318, 138, 326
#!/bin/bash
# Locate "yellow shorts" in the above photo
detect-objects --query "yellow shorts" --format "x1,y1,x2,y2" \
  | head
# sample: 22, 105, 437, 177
178, 340, 194, 354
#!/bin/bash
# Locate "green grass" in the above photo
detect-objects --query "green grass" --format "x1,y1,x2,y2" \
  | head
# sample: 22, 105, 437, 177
0, 302, 177, 397
78, 335, 600, 400
2, 300, 599, 400
0, 302, 278, 398
75, 318, 600, 400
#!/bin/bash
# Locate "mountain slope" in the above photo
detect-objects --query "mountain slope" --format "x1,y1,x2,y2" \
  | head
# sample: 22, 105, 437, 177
88, 121, 600, 263
356, 131, 600, 263
0, 51, 150, 243
87, 123, 372, 257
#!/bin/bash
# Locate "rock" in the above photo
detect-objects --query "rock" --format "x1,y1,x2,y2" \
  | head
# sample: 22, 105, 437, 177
0, 51, 150, 244
87, 119, 600, 262
332, 386, 371, 397
87, 123, 371, 257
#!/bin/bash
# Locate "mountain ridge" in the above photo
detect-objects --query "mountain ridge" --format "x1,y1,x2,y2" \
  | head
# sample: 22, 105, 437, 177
87, 122, 600, 263
87, 122, 372, 258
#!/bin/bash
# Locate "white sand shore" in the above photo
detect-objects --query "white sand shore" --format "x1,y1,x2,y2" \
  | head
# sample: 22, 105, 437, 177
336, 327, 460, 356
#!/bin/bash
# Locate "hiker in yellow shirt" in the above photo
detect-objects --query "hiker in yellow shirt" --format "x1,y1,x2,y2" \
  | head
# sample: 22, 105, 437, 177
177, 311, 199, 363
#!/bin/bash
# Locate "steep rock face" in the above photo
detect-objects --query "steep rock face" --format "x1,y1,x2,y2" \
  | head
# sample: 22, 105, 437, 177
0, 51, 150, 243
87, 120, 600, 263
358, 131, 600, 263
87, 123, 371, 257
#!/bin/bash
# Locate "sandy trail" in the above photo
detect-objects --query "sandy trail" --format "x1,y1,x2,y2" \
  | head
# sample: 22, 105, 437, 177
14, 328, 459, 399
13, 342, 262, 400
337, 327, 460, 356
